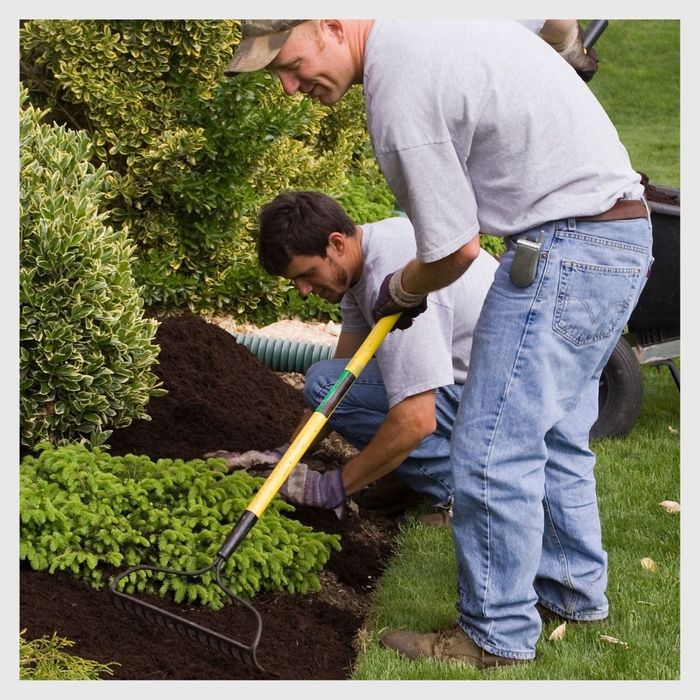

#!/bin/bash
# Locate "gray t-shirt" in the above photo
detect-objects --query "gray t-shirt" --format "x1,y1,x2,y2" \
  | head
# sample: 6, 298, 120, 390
363, 19, 644, 263
340, 217, 498, 408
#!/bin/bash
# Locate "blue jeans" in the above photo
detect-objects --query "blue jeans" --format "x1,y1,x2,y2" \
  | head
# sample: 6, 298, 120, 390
452, 215, 653, 659
303, 359, 459, 508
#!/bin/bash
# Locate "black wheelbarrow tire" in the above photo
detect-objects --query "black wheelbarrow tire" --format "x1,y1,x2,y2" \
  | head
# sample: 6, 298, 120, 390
590, 336, 644, 440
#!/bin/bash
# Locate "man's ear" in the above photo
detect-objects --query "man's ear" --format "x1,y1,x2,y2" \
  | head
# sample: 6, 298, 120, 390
327, 231, 346, 254
322, 19, 345, 45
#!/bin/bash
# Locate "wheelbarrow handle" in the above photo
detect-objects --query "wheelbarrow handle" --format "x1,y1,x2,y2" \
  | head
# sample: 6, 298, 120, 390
217, 312, 401, 560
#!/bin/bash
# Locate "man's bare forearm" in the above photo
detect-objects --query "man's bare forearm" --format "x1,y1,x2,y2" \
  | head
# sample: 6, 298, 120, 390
400, 235, 481, 296
341, 391, 436, 494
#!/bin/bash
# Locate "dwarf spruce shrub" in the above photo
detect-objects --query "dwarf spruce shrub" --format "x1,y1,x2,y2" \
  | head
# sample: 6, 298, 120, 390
20, 444, 341, 608
19, 89, 163, 450
20, 20, 392, 320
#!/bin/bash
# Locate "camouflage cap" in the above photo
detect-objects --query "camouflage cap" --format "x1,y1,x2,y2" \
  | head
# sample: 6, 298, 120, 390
225, 20, 306, 76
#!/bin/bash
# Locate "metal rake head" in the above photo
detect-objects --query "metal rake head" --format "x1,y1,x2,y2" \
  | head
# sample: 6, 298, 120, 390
109, 558, 268, 675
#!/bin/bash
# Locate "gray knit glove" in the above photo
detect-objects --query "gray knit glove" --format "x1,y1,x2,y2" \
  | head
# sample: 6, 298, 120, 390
279, 464, 346, 517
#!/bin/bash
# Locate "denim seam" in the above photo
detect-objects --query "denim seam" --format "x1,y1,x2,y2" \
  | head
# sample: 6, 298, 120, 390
555, 230, 649, 254
562, 261, 641, 275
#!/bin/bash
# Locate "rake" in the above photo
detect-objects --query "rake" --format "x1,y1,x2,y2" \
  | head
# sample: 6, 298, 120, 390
109, 313, 400, 674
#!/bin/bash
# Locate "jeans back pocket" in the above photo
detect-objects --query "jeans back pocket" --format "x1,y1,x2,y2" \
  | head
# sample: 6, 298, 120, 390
553, 261, 642, 346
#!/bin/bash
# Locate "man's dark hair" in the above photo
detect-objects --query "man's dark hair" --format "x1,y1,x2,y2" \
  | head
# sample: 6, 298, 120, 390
257, 191, 357, 275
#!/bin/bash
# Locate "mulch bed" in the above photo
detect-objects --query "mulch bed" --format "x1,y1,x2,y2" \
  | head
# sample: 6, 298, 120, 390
19, 313, 401, 680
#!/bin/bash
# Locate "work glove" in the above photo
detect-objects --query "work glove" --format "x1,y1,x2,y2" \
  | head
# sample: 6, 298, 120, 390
205, 443, 297, 472
556, 23, 599, 82
372, 268, 428, 331
279, 464, 346, 517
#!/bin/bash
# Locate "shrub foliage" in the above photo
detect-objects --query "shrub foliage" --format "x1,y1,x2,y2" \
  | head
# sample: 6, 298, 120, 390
20, 20, 395, 321
20, 444, 341, 608
20, 629, 117, 680
19, 89, 163, 450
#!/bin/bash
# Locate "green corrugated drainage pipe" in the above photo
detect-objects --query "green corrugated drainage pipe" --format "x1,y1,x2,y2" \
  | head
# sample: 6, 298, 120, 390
231, 332, 337, 374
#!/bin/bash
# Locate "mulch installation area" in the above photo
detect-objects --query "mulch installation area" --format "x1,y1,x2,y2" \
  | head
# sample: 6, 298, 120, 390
20, 180, 677, 682
19, 313, 402, 681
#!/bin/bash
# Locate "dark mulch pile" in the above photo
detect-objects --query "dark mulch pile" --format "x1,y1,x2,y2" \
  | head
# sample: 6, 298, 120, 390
19, 313, 400, 680
107, 313, 307, 460
640, 171, 680, 206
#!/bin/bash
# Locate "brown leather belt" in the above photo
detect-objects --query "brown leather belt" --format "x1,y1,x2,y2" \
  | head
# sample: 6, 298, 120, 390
577, 199, 647, 222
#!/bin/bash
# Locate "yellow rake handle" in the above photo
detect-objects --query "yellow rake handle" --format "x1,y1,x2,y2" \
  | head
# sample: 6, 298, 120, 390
246, 312, 400, 516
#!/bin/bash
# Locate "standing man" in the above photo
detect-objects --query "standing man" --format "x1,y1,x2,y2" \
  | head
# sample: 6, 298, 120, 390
225, 20, 653, 669
242, 190, 496, 522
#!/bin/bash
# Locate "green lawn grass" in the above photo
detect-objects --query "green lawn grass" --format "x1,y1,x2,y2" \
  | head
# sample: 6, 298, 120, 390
350, 19, 680, 681
587, 20, 680, 188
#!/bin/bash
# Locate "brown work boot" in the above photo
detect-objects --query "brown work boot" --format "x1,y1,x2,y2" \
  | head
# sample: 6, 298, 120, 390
417, 508, 452, 527
380, 624, 530, 669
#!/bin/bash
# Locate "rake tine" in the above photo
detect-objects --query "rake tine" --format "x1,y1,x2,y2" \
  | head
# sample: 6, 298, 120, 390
109, 558, 266, 673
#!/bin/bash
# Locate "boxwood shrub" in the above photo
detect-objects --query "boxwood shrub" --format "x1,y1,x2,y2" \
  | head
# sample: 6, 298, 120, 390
19, 89, 164, 450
